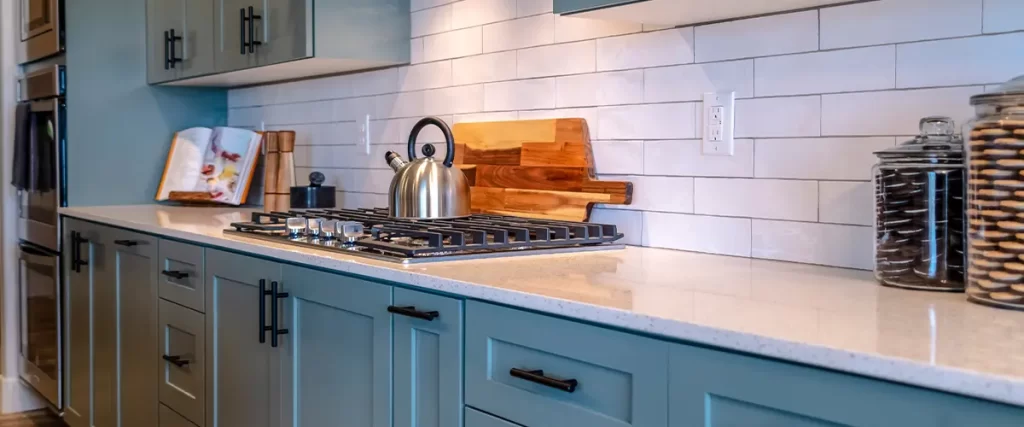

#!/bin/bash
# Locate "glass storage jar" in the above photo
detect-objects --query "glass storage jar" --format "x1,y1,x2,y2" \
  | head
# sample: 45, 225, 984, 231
873, 116, 965, 291
966, 75, 1024, 310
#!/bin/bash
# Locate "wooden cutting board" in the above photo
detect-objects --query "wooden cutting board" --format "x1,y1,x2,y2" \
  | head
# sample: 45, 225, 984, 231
451, 118, 632, 222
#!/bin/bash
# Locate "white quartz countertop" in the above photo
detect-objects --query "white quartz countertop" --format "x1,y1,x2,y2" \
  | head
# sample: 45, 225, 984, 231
61, 205, 1024, 407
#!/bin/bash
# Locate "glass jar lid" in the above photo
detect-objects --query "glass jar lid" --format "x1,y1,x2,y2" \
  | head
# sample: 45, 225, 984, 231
875, 116, 964, 163
971, 74, 1024, 107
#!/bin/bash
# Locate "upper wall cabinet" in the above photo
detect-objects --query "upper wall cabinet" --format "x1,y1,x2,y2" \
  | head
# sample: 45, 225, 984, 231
555, 0, 871, 26
147, 0, 410, 87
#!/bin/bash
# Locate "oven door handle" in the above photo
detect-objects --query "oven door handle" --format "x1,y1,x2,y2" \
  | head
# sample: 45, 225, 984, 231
19, 243, 54, 258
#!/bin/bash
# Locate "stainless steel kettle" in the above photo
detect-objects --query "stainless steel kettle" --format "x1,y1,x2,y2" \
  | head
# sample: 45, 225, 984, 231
384, 117, 471, 219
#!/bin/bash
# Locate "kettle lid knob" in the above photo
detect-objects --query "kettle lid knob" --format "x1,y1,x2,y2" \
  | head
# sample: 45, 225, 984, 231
422, 144, 436, 157
308, 171, 325, 187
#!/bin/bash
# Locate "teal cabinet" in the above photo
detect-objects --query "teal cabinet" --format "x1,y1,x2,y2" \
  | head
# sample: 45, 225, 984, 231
465, 301, 669, 427
205, 249, 283, 427
279, 264, 393, 427
213, 0, 259, 73
393, 289, 464, 427
252, 0, 310, 68
669, 343, 1024, 427
108, 229, 160, 427
63, 219, 102, 427
465, 408, 523, 427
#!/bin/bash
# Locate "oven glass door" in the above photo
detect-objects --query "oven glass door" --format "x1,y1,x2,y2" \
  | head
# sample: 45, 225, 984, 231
21, 0, 56, 41
19, 242, 61, 408
19, 98, 61, 251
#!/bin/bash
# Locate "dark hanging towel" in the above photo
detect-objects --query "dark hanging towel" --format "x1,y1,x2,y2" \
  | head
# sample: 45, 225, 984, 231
11, 103, 55, 192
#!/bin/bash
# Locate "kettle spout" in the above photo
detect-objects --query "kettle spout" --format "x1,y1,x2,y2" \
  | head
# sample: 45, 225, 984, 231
385, 151, 407, 172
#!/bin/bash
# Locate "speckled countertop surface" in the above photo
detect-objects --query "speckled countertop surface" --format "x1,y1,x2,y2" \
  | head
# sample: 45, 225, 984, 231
61, 205, 1024, 406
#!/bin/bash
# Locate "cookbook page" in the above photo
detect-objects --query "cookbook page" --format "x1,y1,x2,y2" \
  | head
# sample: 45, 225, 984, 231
155, 127, 213, 200
200, 127, 260, 204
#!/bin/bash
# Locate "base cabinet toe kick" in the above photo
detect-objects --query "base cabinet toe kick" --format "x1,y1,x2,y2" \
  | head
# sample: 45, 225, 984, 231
61, 217, 1024, 427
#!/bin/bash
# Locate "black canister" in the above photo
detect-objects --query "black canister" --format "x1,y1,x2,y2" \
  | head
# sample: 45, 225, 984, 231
291, 172, 336, 209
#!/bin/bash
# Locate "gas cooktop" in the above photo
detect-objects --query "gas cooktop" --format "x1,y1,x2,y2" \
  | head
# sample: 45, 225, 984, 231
224, 208, 625, 264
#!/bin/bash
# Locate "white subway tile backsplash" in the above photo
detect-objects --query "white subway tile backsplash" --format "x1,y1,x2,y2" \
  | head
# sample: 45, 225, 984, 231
556, 70, 644, 108
644, 139, 754, 178
897, 33, 1024, 88
694, 11, 817, 63
822, 87, 982, 136
452, 51, 517, 85
422, 27, 483, 62
452, 0, 517, 29
517, 41, 595, 78
819, 181, 874, 226
411, 4, 452, 37
643, 212, 752, 257
694, 179, 818, 221
483, 14, 554, 53
397, 61, 453, 92
985, 0, 1024, 33
231, 2, 1024, 270
484, 79, 557, 111
644, 60, 754, 103
517, 0, 553, 17
755, 46, 896, 97
820, 0, 983, 49
592, 140, 644, 175
735, 96, 820, 138
555, 15, 641, 43
350, 69, 400, 97
596, 28, 695, 71
752, 220, 873, 270
754, 137, 896, 180
598, 103, 696, 140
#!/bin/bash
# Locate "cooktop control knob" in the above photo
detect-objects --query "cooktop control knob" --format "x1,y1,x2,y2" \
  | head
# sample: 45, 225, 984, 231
336, 221, 364, 244
286, 217, 307, 237
320, 220, 338, 240
307, 218, 323, 238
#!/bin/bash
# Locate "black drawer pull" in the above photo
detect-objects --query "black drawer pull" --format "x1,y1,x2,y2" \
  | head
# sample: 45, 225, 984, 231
387, 306, 439, 321
161, 270, 189, 280
259, 279, 269, 344
270, 281, 289, 348
114, 239, 138, 247
510, 368, 578, 393
162, 355, 190, 368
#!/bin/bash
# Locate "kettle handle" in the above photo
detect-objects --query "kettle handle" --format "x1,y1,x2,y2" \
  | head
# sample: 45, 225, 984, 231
408, 117, 456, 167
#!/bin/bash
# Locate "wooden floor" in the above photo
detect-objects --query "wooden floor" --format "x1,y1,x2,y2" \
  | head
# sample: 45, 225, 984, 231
0, 410, 65, 427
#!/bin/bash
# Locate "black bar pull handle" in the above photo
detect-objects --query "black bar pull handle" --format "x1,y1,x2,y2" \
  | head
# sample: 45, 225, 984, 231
248, 6, 262, 54
168, 29, 182, 68
161, 270, 188, 280
162, 355, 190, 368
114, 239, 138, 247
387, 306, 439, 321
70, 231, 79, 273
239, 8, 247, 54
259, 279, 269, 344
270, 281, 289, 347
163, 30, 170, 70
509, 368, 578, 393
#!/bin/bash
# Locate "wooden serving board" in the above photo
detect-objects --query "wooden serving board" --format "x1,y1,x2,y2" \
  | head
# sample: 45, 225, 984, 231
451, 118, 632, 222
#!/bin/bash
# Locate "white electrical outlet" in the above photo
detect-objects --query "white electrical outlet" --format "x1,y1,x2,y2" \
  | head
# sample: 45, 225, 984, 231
702, 91, 735, 156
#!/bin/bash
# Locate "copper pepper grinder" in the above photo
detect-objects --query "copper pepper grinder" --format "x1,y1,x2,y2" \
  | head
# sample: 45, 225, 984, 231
262, 132, 283, 212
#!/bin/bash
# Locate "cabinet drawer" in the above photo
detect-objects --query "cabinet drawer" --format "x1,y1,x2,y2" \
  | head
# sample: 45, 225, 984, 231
160, 404, 199, 427
466, 301, 669, 427
158, 300, 205, 426
158, 239, 205, 312
466, 408, 523, 427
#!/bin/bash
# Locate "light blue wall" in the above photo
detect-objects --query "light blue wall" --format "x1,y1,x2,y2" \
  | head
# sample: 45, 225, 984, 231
65, 0, 227, 206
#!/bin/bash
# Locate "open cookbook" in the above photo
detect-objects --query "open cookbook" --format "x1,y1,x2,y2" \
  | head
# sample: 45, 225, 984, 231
155, 127, 262, 205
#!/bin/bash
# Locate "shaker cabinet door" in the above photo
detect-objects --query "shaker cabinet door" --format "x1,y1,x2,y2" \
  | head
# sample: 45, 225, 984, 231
253, 0, 310, 67
147, 0, 184, 83
110, 229, 160, 427
204, 249, 282, 427
668, 343, 1024, 427
180, 0, 216, 78
393, 289, 464, 427
62, 219, 101, 427
279, 265, 392, 427
215, 0, 259, 72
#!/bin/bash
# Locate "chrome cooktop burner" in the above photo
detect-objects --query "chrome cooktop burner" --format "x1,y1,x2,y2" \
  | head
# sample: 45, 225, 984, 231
224, 208, 625, 264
